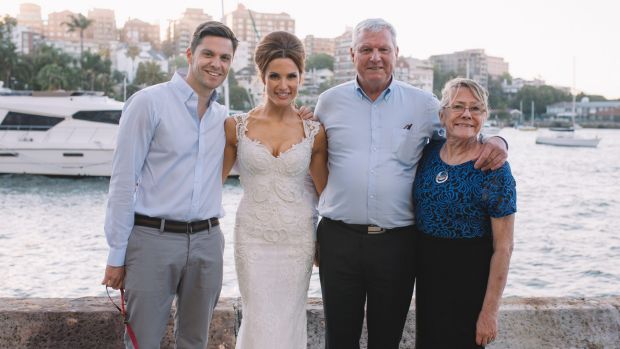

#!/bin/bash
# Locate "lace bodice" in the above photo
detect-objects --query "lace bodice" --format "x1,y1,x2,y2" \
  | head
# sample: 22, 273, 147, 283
233, 113, 320, 245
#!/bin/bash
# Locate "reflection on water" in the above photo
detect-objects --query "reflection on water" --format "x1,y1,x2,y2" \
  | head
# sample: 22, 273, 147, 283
1, 129, 619, 298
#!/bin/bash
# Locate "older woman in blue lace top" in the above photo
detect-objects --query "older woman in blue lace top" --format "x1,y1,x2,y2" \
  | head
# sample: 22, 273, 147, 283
413, 78, 516, 349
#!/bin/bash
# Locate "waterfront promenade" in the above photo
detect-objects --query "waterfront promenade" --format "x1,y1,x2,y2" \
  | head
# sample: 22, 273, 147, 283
1, 296, 619, 348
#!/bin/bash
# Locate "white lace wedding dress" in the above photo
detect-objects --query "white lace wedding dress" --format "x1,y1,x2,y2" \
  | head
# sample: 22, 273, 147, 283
233, 114, 319, 349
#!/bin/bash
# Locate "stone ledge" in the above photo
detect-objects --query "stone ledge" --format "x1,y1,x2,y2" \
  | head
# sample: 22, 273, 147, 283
0, 297, 618, 348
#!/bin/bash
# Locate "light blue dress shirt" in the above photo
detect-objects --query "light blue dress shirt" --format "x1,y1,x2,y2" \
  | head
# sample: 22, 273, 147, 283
104, 72, 227, 266
315, 77, 440, 228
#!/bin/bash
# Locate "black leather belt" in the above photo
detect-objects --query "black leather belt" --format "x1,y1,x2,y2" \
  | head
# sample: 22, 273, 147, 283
134, 213, 219, 234
324, 217, 413, 235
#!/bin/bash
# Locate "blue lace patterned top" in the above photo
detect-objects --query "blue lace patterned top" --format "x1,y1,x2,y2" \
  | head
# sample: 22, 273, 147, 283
413, 140, 516, 239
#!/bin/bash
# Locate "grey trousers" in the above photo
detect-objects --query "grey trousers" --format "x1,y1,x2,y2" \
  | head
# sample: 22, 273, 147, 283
123, 224, 225, 349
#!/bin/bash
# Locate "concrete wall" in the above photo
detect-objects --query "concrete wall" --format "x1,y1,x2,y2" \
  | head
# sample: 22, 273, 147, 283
1, 297, 619, 348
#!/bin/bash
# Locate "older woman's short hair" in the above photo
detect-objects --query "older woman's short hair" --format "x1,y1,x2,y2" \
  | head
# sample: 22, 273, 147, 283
352, 18, 398, 49
440, 78, 489, 112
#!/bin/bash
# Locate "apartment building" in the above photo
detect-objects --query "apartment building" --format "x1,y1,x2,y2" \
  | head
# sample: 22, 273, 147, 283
332, 28, 355, 84
223, 3, 295, 69
45, 10, 81, 42
16, 3, 44, 34
224, 3, 295, 44
429, 49, 509, 88
395, 57, 434, 92
168, 8, 213, 54
86, 8, 117, 44
303, 35, 335, 56
122, 19, 160, 48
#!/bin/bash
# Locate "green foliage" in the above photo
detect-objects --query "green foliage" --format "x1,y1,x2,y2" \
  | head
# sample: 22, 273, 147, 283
228, 68, 238, 87
487, 76, 511, 110
134, 61, 167, 86
12, 44, 80, 90
433, 67, 459, 98
81, 51, 113, 91
230, 85, 252, 110
168, 55, 188, 74
306, 53, 334, 71
62, 13, 94, 64
160, 40, 176, 59
512, 85, 572, 115
575, 92, 608, 102
36, 64, 70, 90
0, 15, 18, 87
318, 79, 338, 94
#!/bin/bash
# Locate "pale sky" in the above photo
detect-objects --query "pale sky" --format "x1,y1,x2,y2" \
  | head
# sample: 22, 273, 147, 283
2, 0, 619, 99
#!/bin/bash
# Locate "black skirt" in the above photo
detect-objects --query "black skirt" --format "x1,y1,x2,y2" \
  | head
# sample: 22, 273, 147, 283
415, 232, 493, 349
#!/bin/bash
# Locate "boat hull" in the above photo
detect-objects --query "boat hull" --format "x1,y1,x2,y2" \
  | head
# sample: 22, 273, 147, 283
0, 147, 114, 176
535, 136, 600, 148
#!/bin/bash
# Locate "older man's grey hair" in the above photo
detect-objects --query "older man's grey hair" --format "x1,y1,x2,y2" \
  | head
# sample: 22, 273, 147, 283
351, 18, 398, 49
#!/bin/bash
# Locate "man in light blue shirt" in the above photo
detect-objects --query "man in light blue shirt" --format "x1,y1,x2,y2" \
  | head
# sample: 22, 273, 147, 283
314, 18, 508, 349
100, 22, 238, 349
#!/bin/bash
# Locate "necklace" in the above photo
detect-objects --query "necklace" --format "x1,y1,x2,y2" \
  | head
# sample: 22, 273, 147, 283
435, 170, 448, 184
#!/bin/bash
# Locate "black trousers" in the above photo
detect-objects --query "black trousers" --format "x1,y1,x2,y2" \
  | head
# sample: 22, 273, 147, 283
318, 218, 417, 349
416, 233, 492, 349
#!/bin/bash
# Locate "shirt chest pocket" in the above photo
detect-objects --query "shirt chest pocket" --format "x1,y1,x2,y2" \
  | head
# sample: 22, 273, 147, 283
391, 128, 427, 165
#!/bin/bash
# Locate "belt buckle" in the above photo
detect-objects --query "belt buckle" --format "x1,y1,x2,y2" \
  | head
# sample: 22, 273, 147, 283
187, 223, 193, 234
368, 225, 386, 234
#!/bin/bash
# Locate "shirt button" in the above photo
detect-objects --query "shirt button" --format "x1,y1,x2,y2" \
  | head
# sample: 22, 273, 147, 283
370, 170, 375, 174
370, 195, 375, 199
372, 147, 377, 151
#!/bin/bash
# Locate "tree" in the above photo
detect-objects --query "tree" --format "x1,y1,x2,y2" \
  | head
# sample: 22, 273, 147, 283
62, 13, 94, 65
433, 67, 458, 98
161, 40, 176, 59
512, 85, 572, 116
487, 75, 511, 110
81, 51, 112, 91
27, 44, 80, 90
125, 45, 141, 81
229, 85, 252, 110
0, 15, 19, 88
306, 53, 334, 71
36, 64, 69, 90
575, 92, 607, 102
134, 61, 167, 86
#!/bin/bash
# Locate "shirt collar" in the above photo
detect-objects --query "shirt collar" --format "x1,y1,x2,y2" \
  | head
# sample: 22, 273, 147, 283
353, 75, 396, 102
171, 71, 219, 104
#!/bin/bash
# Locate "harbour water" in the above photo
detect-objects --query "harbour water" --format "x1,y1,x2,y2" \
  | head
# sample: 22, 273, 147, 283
1, 128, 619, 298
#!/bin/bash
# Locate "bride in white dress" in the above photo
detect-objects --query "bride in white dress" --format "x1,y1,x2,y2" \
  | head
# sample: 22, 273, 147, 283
222, 31, 328, 349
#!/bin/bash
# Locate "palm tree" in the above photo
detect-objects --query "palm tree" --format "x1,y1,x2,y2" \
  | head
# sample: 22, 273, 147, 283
134, 61, 167, 86
62, 13, 93, 65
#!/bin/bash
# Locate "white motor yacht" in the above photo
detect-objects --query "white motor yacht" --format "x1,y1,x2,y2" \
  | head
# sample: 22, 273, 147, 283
0, 91, 123, 176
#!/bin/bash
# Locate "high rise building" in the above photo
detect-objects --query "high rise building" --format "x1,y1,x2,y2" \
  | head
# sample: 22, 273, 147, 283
395, 57, 434, 92
223, 3, 295, 69
45, 10, 81, 42
224, 3, 295, 45
168, 8, 213, 54
16, 3, 44, 34
303, 35, 335, 56
333, 28, 355, 84
122, 19, 160, 48
429, 49, 509, 88
86, 8, 117, 44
